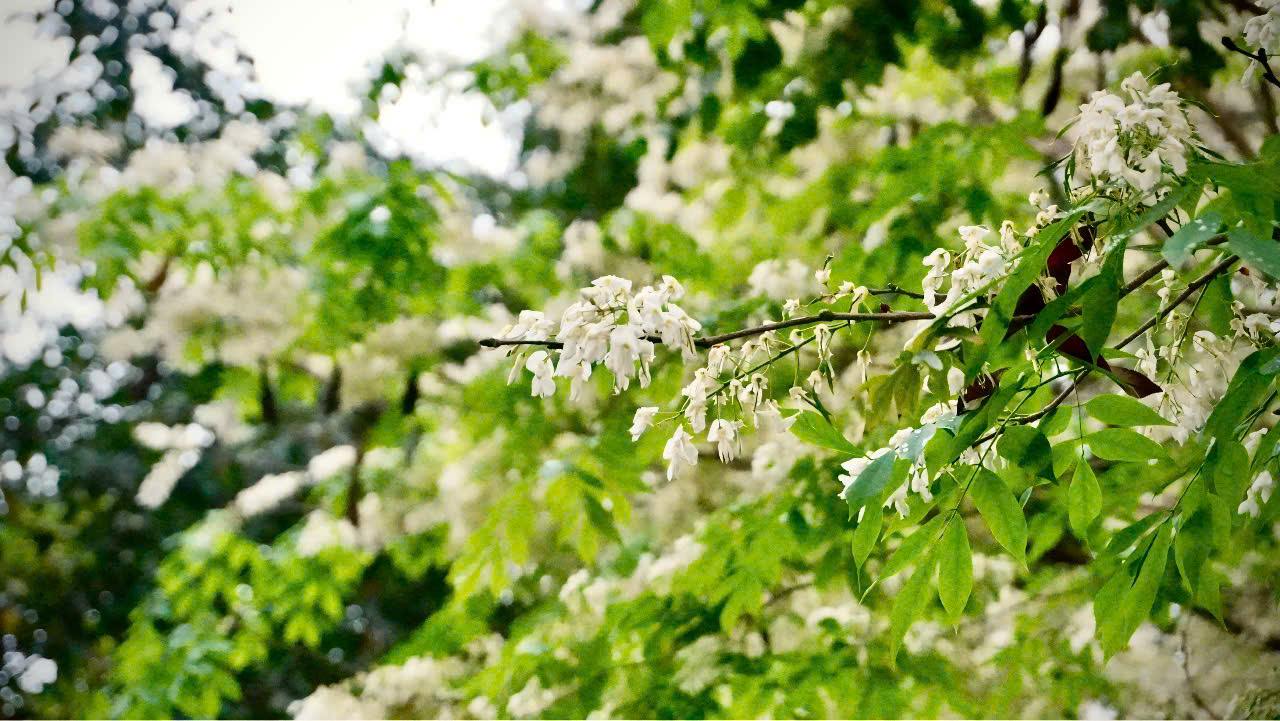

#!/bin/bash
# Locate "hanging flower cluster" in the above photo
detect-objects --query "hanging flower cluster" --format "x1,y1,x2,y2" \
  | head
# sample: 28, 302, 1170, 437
919, 223, 1027, 347
628, 329, 804, 481
1070, 72, 1193, 202
501, 275, 702, 400
1243, 2, 1280, 82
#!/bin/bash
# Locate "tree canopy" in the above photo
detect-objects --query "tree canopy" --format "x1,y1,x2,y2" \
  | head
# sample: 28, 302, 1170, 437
2, 0, 1280, 718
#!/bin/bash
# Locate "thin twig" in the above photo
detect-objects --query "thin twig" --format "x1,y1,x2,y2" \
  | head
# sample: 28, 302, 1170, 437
478, 309, 934, 350
479, 236, 1233, 353
1115, 255, 1238, 349
976, 253, 1239, 442
1222, 36, 1280, 89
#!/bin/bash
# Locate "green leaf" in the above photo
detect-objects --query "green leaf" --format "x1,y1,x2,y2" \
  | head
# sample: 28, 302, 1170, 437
1197, 569, 1224, 624
997, 425, 1055, 480
1104, 514, 1162, 558
851, 501, 883, 567
1163, 212, 1222, 268
1092, 569, 1130, 657
640, 0, 692, 50
970, 469, 1028, 566
888, 550, 936, 666
881, 516, 945, 580
1079, 243, 1125, 357
1209, 440, 1250, 506
1103, 524, 1172, 657
1174, 509, 1211, 598
937, 520, 973, 624
979, 209, 1090, 351
791, 411, 859, 454
1203, 348, 1280, 443
948, 372, 1028, 454
1068, 461, 1102, 540
1084, 394, 1173, 427
1108, 183, 1196, 242
843, 453, 901, 516
1227, 226, 1280, 280
1087, 428, 1166, 462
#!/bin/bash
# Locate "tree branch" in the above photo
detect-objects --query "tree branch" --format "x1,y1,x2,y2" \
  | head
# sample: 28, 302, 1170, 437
980, 253, 1240, 439
478, 309, 935, 350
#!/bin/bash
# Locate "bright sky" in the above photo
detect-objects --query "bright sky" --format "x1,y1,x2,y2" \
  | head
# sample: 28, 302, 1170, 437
0, 0, 565, 178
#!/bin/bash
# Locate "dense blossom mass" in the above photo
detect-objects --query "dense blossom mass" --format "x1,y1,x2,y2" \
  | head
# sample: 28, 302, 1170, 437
2, 1, 1280, 720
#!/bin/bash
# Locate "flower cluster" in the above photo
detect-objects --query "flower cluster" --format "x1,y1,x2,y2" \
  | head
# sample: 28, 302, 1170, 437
838, 390, 964, 518
1070, 72, 1193, 202
133, 422, 216, 509
918, 223, 1024, 348
1, 652, 57, 695
1239, 470, 1274, 517
1243, 2, 1280, 82
503, 275, 701, 400
632, 341, 800, 481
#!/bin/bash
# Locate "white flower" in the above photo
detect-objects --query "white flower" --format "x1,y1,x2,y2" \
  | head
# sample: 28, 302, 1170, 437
501, 310, 556, 341
974, 248, 1007, 282
660, 274, 686, 301
1079, 699, 1119, 721
663, 425, 699, 481
1243, 6, 1280, 83
706, 344, 731, 375
468, 697, 499, 720
656, 306, 701, 360
604, 324, 654, 392
921, 249, 952, 309
630, 406, 660, 441
307, 445, 357, 480
958, 225, 992, 256
20, 657, 55, 694
815, 267, 831, 287
837, 456, 871, 499
566, 360, 593, 401
583, 275, 633, 305
836, 282, 868, 306
526, 350, 557, 397
814, 323, 834, 364
681, 368, 715, 432
1239, 470, 1274, 518
782, 298, 801, 317
296, 511, 359, 556
920, 400, 956, 425
1070, 73, 1193, 201
754, 400, 795, 436
507, 677, 555, 719
135, 448, 201, 509
706, 418, 743, 462
748, 260, 811, 300
234, 471, 308, 518
739, 373, 768, 409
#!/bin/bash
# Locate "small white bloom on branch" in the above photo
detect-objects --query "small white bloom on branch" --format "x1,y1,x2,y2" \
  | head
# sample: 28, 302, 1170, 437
630, 406, 659, 441
663, 425, 699, 481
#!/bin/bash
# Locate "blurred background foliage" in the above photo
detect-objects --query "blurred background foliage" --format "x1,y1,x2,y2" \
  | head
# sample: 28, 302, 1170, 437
0, 0, 1278, 718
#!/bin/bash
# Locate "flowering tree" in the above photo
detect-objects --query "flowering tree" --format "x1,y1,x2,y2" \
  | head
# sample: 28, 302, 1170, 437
2, 0, 1280, 719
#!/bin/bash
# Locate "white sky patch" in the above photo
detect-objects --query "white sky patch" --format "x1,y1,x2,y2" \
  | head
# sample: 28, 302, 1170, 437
1, 0, 545, 179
